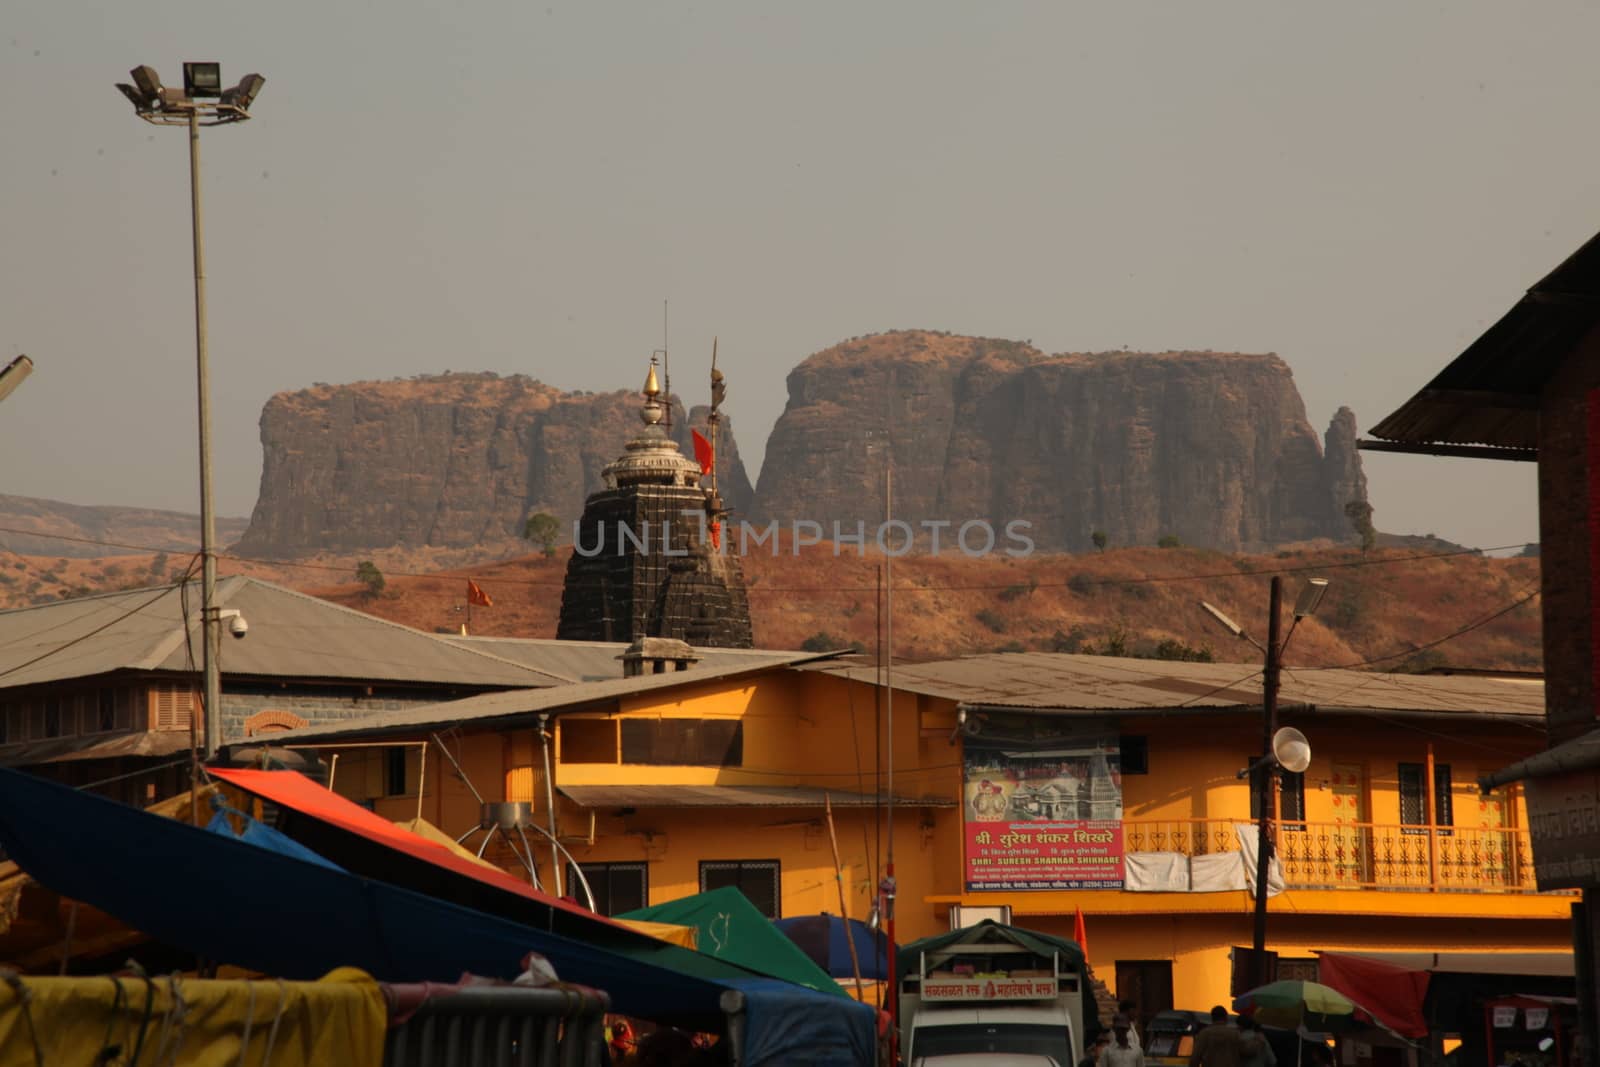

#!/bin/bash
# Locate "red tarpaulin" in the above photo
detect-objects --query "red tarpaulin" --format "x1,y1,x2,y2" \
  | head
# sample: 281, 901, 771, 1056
208, 767, 619, 929
1316, 951, 1431, 1039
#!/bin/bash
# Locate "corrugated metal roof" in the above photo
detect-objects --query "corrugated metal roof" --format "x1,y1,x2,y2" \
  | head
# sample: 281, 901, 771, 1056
0, 730, 193, 767
1369, 227, 1600, 449
0, 577, 569, 690
248, 651, 836, 744
801, 652, 1545, 717
557, 785, 955, 808
441, 636, 806, 684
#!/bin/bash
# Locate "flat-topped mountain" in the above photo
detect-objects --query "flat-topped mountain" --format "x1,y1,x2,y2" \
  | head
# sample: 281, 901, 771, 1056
754, 331, 1367, 552
233, 373, 753, 557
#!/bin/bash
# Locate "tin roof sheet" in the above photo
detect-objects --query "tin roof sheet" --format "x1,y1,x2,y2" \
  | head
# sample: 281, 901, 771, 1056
246, 651, 836, 745
0, 577, 568, 690
1370, 227, 1600, 449
440, 636, 806, 684
802, 652, 1544, 717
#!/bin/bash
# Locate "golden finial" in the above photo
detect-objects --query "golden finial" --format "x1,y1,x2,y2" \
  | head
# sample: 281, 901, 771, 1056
643, 356, 661, 398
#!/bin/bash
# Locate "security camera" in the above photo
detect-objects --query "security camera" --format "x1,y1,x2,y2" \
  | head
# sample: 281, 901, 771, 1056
228, 613, 249, 640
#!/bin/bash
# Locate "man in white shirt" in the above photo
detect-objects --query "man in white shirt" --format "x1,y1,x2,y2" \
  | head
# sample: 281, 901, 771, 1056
1100, 1014, 1146, 1067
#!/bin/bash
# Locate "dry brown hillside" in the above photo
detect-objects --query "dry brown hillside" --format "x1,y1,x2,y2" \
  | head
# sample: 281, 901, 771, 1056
297, 542, 1540, 674
0, 538, 1539, 673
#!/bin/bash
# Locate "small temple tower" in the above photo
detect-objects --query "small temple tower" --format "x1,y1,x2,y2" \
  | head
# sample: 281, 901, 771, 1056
556, 357, 754, 648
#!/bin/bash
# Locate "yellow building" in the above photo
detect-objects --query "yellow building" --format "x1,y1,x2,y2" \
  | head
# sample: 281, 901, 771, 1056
261, 646, 1569, 1021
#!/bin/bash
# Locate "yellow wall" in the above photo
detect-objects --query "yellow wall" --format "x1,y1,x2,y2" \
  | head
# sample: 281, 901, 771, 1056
319, 664, 1564, 1015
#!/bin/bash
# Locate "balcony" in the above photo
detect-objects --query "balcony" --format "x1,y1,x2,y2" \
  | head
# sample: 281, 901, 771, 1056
1123, 818, 1545, 894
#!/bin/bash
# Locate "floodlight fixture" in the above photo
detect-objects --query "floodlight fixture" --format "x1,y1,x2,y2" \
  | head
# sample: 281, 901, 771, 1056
232, 73, 265, 109
1292, 577, 1330, 619
0, 355, 33, 405
129, 65, 163, 101
115, 83, 148, 112
184, 62, 223, 98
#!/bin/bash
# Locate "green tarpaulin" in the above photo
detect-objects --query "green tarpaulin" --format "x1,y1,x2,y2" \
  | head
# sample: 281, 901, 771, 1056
620, 887, 848, 999
897, 918, 1085, 979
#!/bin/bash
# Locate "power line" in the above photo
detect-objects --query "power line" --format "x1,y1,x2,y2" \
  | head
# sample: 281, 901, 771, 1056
1299, 588, 1540, 671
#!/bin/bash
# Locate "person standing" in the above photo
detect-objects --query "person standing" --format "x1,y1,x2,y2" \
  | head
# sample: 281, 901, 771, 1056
1101, 1015, 1146, 1067
1239, 1015, 1277, 1067
1190, 1006, 1245, 1067
1118, 1000, 1144, 1051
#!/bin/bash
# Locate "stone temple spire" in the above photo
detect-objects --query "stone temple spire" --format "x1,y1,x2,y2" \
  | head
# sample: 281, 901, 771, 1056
556, 354, 753, 649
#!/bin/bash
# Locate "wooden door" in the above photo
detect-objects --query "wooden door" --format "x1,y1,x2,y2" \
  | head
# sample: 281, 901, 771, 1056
1115, 960, 1173, 1038
1329, 762, 1369, 885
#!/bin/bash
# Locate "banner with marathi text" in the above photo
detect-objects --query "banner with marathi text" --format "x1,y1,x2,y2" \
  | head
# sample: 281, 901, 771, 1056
963, 737, 1124, 891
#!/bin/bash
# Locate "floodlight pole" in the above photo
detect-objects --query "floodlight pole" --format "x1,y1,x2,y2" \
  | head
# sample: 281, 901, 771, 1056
120, 64, 263, 761
185, 106, 223, 761
1252, 575, 1282, 988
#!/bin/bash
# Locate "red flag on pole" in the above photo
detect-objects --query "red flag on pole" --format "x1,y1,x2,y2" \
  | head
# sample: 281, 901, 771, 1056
1073, 907, 1088, 956
691, 429, 714, 476
467, 580, 493, 607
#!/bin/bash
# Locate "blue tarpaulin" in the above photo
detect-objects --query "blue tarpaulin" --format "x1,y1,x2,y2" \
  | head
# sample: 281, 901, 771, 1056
0, 768, 874, 1064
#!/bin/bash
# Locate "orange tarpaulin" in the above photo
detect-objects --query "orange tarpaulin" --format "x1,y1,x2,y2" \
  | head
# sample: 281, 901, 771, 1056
207, 768, 621, 930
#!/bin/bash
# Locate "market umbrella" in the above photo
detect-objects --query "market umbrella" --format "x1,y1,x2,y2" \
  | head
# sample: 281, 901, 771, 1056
773, 914, 894, 981
1233, 980, 1394, 1035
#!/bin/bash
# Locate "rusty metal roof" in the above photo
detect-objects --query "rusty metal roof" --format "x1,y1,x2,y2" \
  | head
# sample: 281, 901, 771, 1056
441, 636, 807, 684
557, 785, 955, 809
241, 650, 838, 745
0, 577, 569, 690
802, 652, 1544, 719
1369, 227, 1600, 449
0, 729, 193, 767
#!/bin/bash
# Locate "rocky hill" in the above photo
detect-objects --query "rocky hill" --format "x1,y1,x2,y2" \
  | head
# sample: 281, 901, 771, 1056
233, 373, 754, 558
755, 331, 1368, 553
0, 494, 248, 558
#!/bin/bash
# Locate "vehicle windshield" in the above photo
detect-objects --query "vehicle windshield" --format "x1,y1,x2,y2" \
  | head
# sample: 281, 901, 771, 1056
914, 1023, 1071, 1061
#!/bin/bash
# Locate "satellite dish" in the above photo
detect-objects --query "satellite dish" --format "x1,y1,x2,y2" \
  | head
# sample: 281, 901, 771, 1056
1272, 727, 1311, 774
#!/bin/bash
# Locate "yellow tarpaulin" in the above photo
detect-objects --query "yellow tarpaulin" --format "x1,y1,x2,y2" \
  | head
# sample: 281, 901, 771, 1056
394, 817, 503, 871
615, 918, 699, 949
0, 966, 386, 1067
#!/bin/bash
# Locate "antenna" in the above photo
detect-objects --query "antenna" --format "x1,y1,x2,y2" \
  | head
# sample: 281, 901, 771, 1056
662, 300, 671, 432
708, 336, 722, 496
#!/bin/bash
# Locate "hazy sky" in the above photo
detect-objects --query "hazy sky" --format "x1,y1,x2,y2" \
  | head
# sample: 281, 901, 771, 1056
3, 1, 1591, 551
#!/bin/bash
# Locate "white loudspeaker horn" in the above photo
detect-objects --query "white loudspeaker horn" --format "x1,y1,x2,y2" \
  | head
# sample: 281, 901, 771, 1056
1271, 727, 1311, 774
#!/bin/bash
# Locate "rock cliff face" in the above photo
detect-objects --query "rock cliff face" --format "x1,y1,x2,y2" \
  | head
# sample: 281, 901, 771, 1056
234, 373, 753, 557
754, 331, 1368, 553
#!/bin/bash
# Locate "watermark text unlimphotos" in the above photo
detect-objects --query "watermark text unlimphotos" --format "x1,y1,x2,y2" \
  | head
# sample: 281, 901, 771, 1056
572, 512, 1035, 558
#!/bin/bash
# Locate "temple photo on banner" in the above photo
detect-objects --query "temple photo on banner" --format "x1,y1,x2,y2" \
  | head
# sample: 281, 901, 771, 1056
962, 716, 1124, 892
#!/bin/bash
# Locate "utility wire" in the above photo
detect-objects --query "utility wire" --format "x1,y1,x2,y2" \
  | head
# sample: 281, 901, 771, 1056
1298, 588, 1541, 671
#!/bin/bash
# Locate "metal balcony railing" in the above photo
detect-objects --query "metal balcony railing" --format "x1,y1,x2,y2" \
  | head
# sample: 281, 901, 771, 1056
1123, 818, 1547, 894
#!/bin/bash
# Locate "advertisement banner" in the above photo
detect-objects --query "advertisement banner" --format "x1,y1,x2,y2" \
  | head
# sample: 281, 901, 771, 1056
964, 738, 1124, 891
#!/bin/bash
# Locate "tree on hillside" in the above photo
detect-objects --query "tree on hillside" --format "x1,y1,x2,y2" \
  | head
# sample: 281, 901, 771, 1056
1091, 530, 1107, 552
355, 560, 385, 597
524, 512, 561, 557
1344, 499, 1377, 553
1157, 534, 1181, 549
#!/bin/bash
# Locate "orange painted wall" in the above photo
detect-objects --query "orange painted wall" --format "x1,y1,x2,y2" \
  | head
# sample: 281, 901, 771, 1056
319, 664, 1560, 1012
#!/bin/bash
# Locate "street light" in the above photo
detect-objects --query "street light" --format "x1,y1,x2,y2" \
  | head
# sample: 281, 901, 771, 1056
0, 356, 33, 405
1200, 575, 1329, 989
116, 64, 265, 759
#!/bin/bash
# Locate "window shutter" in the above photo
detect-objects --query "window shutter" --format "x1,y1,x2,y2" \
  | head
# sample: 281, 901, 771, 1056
150, 684, 199, 731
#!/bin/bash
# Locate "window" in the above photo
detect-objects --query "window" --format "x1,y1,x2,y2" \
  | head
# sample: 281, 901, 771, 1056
1247, 759, 1305, 831
97, 689, 117, 733
568, 861, 648, 916
561, 719, 619, 764
700, 860, 780, 918
621, 719, 742, 766
1119, 736, 1149, 775
1399, 763, 1453, 835
384, 747, 408, 797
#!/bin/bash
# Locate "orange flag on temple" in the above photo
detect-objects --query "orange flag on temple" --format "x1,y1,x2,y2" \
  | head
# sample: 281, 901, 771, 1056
691, 429, 714, 476
467, 580, 493, 607
1073, 907, 1088, 956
